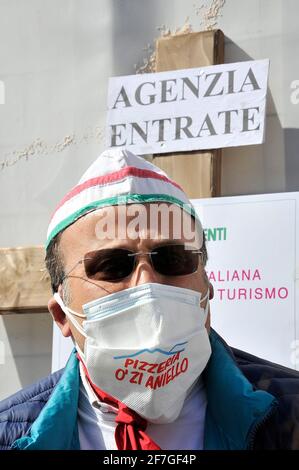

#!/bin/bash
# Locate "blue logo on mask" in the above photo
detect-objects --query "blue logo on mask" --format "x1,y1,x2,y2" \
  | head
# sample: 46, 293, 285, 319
113, 341, 188, 360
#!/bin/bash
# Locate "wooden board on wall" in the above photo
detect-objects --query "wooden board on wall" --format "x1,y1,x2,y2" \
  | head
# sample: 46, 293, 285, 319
0, 246, 51, 314
153, 30, 224, 198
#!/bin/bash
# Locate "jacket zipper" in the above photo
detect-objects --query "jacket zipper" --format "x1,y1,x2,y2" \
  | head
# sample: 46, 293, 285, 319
246, 401, 278, 449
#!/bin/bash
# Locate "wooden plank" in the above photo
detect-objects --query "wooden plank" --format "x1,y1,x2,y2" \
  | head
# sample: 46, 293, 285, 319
0, 246, 51, 314
153, 30, 224, 198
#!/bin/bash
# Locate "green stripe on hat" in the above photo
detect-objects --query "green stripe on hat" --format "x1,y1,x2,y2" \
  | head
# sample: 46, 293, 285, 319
46, 193, 197, 248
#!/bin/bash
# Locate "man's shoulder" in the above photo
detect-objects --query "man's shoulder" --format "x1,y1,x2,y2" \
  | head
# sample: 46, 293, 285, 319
233, 346, 299, 386
0, 368, 64, 413
232, 346, 299, 449
0, 368, 63, 450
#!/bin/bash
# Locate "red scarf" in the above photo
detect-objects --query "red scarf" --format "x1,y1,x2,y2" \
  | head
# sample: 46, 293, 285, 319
78, 355, 161, 450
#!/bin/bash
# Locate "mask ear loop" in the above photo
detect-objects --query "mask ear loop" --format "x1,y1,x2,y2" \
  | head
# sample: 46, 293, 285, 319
54, 292, 87, 338
200, 288, 210, 321
54, 293, 87, 361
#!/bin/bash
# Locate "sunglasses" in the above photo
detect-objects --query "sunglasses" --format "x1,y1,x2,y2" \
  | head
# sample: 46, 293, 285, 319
66, 244, 202, 283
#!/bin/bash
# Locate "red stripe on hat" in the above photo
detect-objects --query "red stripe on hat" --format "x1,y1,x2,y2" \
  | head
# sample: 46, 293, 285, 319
51, 166, 184, 219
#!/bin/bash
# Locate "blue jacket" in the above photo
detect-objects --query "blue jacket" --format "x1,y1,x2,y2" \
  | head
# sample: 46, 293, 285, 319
1, 330, 298, 450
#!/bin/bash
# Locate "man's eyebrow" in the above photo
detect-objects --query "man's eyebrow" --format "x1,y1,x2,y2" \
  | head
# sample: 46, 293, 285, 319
90, 241, 200, 250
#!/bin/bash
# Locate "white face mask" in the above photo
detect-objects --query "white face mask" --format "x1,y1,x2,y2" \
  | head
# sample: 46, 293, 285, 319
55, 283, 211, 424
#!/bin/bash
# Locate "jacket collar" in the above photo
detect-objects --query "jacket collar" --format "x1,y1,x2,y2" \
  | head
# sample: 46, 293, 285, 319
12, 351, 80, 450
204, 330, 276, 449
12, 330, 276, 450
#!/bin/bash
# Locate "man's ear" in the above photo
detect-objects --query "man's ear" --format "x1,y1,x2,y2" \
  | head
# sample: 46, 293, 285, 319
209, 282, 214, 300
48, 289, 72, 338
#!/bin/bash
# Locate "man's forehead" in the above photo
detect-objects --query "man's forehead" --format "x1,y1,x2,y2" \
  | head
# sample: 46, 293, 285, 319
60, 203, 202, 250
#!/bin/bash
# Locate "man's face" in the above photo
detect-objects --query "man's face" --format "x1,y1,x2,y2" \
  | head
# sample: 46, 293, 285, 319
49, 203, 210, 350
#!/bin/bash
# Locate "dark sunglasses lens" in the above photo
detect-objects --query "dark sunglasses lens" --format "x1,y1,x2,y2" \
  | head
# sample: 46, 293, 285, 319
152, 245, 199, 276
84, 249, 135, 281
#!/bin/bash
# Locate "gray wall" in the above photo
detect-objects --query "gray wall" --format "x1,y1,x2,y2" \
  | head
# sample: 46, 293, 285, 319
0, 314, 52, 399
0, 0, 298, 399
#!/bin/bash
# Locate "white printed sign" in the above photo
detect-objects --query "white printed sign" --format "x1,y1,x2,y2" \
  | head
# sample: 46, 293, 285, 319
106, 59, 269, 155
52, 192, 299, 372
192, 193, 298, 369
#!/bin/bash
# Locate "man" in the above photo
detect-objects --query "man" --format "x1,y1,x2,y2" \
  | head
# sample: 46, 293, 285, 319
0, 149, 299, 450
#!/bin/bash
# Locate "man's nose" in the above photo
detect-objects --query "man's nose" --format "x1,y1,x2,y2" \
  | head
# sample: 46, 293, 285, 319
129, 256, 161, 286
